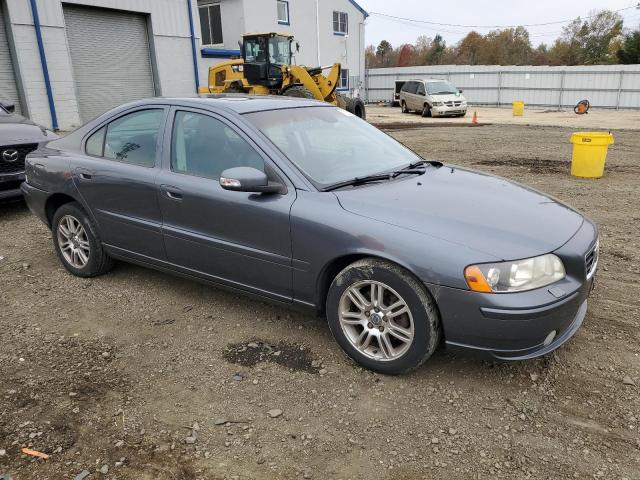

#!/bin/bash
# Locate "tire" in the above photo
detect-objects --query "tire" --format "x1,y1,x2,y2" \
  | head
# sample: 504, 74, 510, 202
282, 85, 315, 99
326, 258, 441, 375
52, 202, 113, 278
421, 104, 432, 117
401, 101, 409, 114
459, 111, 467, 117
346, 97, 366, 119
224, 85, 245, 93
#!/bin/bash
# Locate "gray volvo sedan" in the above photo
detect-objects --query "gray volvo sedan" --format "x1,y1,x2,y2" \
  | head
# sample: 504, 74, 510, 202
21, 96, 598, 374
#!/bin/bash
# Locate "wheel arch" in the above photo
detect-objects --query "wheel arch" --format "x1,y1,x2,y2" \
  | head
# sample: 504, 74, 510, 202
45, 193, 80, 228
315, 252, 431, 316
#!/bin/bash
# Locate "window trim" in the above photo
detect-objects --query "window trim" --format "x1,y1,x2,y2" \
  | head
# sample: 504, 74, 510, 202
333, 10, 348, 35
277, 0, 290, 26
82, 106, 167, 169
198, 1, 224, 47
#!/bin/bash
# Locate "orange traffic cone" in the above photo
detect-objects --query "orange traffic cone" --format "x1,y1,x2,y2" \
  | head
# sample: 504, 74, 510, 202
471, 111, 478, 125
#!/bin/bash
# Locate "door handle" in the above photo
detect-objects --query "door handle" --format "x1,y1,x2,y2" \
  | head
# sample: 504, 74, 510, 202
161, 185, 183, 201
75, 167, 93, 180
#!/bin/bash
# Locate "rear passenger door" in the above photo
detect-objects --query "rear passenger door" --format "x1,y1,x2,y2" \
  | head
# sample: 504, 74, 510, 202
73, 107, 168, 260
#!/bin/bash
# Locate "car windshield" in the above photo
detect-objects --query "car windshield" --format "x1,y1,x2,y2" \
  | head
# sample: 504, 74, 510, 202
426, 81, 458, 95
244, 36, 291, 65
245, 107, 422, 188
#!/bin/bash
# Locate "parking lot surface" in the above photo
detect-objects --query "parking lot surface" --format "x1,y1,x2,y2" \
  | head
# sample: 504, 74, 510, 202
1, 123, 639, 479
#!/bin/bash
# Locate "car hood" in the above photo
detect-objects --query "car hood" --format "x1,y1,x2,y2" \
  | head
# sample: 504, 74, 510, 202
0, 114, 57, 144
429, 93, 465, 102
334, 165, 584, 261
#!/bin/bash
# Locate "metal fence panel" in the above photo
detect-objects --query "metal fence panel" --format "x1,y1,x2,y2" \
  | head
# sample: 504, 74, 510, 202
365, 65, 640, 109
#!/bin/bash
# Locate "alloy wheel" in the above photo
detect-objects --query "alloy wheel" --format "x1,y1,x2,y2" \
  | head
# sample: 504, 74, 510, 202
57, 215, 90, 268
338, 280, 414, 361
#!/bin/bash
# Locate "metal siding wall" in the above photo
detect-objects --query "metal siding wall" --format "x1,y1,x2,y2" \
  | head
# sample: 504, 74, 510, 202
0, 1, 21, 113
365, 65, 640, 109
63, 4, 155, 122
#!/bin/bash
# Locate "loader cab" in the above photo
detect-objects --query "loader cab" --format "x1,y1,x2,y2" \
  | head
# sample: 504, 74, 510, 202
242, 33, 293, 88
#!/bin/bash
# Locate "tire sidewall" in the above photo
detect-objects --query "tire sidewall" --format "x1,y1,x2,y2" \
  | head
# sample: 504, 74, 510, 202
401, 101, 408, 113
422, 104, 431, 117
326, 261, 437, 374
52, 203, 105, 277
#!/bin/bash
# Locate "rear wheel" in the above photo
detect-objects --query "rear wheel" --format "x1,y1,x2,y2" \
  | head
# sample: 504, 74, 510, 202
282, 85, 315, 99
401, 101, 409, 114
52, 202, 113, 278
326, 258, 441, 374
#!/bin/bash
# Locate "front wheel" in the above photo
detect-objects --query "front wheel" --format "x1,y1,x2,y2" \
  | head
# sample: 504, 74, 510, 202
326, 258, 441, 374
282, 85, 315, 99
421, 104, 432, 117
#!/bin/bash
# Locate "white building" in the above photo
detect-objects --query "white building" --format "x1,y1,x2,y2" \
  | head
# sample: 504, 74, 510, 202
0, 0, 367, 131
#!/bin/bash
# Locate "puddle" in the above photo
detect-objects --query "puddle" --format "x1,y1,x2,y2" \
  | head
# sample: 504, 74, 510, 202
223, 340, 320, 374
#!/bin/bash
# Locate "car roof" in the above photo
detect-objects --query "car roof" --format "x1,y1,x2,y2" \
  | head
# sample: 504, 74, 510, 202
121, 94, 329, 115
409, 78, 450, 83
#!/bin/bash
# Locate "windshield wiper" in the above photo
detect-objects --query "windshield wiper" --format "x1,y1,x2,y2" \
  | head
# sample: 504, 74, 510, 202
404, 159, 443, 169
323, 169, 426, 192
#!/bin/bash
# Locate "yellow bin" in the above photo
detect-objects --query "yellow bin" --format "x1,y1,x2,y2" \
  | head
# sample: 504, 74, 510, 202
512, 100, 524, 116
570, 132, 614, 178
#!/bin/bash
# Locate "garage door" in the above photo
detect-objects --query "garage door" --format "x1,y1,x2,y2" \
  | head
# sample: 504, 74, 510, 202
0, 2, 21, 114
63, 5, 155, 122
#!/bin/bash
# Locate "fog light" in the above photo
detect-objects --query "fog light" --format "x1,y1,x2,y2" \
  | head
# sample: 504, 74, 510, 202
543, 330, 557, 346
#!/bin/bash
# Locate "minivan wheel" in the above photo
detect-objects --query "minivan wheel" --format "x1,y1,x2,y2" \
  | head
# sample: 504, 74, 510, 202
401, 101, 409, 114
326, 258, 441, 374
52, 202, 113, 277
421, 104, 432, 117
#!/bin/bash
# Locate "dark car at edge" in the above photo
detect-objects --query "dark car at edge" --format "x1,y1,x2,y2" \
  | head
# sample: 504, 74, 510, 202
0, 100, 58, 200
20, 95, 598, 374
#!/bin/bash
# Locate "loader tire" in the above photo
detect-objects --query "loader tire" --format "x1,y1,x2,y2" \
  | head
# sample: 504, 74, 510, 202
346, 97, 366, 119
282, 85, 315, 99
224, 85, 245, 93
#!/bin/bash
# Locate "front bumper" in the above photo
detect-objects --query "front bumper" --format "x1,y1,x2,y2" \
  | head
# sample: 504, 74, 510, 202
429, 219, 598, 360
432, 106, 467, 116
0, 172, 25, 199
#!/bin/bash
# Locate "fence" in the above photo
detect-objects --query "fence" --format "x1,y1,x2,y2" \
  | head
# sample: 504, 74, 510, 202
365, 64, 640, 109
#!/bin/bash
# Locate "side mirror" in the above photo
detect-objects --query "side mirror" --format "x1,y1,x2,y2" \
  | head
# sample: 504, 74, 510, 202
458, 89, 463, 93
295, 42, 300, 53
1, 102, 15, 113
220, 166, 282, 194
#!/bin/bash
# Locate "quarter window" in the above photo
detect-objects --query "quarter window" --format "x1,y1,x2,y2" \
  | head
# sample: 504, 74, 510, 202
171, 111, 264, 180
85, 109, 163, 167
333, 11, 348, 35
277, 0, 289, 25
198, 1, 223, 46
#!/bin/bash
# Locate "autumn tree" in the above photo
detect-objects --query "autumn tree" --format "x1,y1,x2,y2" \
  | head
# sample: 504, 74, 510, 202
617, 30, 640, 63
375, 40, 393, 66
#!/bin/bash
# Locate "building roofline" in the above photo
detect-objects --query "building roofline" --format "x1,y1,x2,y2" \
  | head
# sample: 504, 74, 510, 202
348, 0, 369, 18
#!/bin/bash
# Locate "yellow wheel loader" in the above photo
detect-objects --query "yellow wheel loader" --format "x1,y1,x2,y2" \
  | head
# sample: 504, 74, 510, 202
198, 32, 366, 119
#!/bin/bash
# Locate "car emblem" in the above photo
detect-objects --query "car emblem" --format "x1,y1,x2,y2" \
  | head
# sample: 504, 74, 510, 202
2, 149, 19, 163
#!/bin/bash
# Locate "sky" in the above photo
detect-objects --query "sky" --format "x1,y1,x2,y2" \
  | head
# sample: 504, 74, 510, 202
358, 0, 640, 49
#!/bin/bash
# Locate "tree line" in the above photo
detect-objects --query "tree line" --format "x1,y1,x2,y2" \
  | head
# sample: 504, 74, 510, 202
366, 10, 640, 68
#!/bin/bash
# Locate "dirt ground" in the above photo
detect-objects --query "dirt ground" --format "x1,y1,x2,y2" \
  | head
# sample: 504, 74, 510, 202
368, 104, 640, 130
1, 123, 639, 480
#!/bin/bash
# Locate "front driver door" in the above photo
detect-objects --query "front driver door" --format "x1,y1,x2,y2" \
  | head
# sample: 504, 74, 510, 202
156, 107, 295, 301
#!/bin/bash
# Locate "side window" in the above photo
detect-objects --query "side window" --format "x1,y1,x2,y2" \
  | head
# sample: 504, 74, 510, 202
402, 82, 415, 94
101, 109, 163, 167
416, 83, 426, 95
171, 111, 264, 180
85, 126, 106, 156
198, 1, 223, 46
333, 11, 348, 34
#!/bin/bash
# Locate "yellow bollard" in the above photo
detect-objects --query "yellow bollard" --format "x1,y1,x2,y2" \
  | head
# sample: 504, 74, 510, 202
570, 132, 614, 178
512, 100, 524, 116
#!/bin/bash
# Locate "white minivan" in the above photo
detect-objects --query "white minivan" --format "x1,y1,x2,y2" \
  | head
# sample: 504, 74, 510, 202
399, 79, 467, 117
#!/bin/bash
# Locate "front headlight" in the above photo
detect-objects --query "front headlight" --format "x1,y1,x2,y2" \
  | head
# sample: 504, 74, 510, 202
464, 254, 565, 293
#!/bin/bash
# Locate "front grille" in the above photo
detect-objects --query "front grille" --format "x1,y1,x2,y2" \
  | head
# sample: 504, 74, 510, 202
585, 238, 599, 279
443, 101, 463, 107
0, 143, 38, 175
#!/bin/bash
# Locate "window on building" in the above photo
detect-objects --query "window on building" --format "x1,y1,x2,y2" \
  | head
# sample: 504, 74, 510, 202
198, 1, 223, 46
277, 0, 289, 25
333, 11, 348, 35
339, 69, 349, 90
